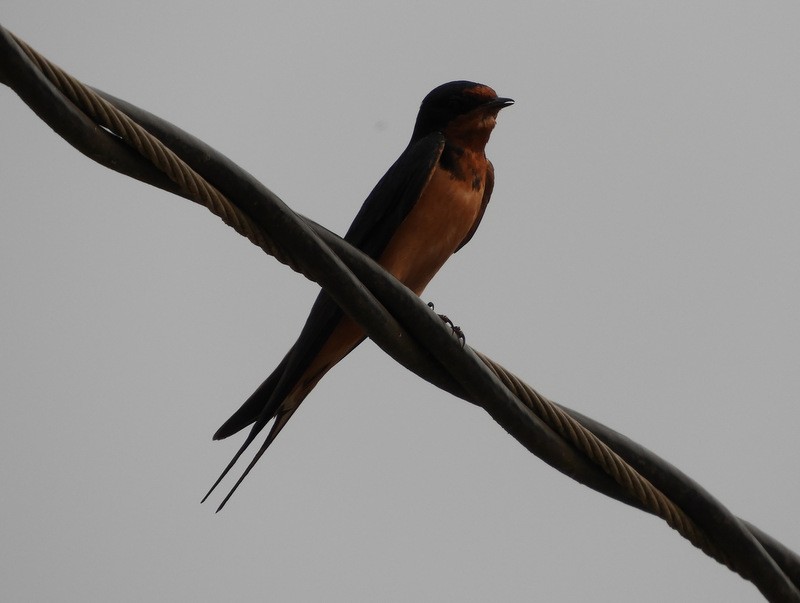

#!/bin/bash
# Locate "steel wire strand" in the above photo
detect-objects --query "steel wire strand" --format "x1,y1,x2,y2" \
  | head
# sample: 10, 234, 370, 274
8, 32, 294, 271
473, 351, 734, 569
482, 353, 800, 601
566, 406, 800, 596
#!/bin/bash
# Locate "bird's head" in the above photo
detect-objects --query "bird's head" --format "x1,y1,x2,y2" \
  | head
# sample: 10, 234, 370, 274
411, 80, 514, 146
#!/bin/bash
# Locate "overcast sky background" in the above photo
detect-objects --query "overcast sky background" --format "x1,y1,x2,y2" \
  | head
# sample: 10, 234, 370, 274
2, 3, 798, 601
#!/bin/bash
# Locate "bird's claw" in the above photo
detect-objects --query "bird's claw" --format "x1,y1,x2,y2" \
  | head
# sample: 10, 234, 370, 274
427, 302, 466, 346
452, 325, 466, 346
438, 313, 455, 329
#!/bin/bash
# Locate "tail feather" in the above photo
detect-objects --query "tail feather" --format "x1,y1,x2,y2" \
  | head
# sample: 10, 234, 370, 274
215, 406, 298, 512
213, 353, 290, 440
206, 291, 358, 509
203, 354, 293, 503
201, 425, 263, 504
204, 350, 313, 507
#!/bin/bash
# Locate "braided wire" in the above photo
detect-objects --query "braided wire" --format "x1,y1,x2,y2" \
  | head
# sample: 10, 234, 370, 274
10, 32, 301, 273
14, 28, 728, 569
473, 350, 743, 575
7, 29, 775, 592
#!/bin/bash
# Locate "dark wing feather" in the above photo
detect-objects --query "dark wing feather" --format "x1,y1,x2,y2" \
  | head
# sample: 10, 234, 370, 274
343, 133, 445, 253
212, 133, 445, 441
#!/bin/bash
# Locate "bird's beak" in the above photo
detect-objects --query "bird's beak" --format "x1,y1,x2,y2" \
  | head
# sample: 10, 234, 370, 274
487, 97, 514, 110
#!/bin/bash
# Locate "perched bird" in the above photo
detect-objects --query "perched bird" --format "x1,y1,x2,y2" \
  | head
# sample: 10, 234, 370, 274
205, 81, 513, 509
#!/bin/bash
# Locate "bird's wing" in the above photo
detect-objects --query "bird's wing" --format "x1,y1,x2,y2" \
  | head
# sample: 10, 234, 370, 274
212, 132, 446, 442
343, 132, 446, 253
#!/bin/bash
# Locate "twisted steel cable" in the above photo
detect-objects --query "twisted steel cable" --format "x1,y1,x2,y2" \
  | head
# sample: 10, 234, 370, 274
8, 32, 293, 271
2, 27, 798, 601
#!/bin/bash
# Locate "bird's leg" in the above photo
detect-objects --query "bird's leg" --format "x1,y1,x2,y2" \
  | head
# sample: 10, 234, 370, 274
426, 302, 466, 346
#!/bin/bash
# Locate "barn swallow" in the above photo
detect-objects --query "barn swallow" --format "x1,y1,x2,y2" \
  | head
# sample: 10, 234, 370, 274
204, 81, 513, 510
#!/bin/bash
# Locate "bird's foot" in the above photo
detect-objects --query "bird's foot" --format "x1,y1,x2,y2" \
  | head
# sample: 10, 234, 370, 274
427, 302, 466, 346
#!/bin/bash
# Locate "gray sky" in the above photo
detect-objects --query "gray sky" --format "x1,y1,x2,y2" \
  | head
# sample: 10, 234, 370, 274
2, 2, 798, 601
